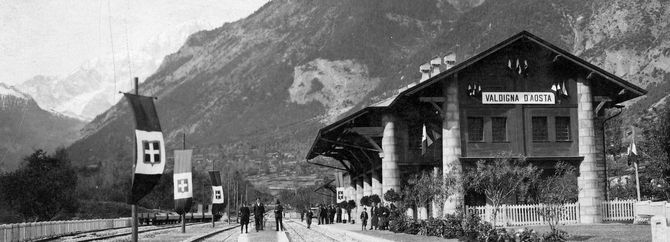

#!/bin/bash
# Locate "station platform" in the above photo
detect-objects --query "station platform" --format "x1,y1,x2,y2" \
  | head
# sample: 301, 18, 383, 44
289, 218, 457, 242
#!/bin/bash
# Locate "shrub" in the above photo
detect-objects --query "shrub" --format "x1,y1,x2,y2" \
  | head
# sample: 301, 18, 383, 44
542, 229, 568, 242
384, 189, 402, 203
360, 196, 371, 207
369, 194, 381, 205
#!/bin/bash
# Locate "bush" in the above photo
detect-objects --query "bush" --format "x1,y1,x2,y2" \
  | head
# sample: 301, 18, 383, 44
541, 229, 568, 242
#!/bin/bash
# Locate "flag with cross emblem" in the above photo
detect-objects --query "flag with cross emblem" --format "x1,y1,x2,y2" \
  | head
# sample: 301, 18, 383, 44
209, 171, 225, 215
125, 93, 166, 204
173, 149, 193, 214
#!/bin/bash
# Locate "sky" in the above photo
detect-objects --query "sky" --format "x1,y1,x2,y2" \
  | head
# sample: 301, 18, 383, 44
0, 0, 270, 85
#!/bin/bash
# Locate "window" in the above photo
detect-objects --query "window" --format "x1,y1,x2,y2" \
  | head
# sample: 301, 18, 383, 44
467, 117, 484, 142
492, 117, 507, 142
555, 116, 571, 141
532, 116, 548, 141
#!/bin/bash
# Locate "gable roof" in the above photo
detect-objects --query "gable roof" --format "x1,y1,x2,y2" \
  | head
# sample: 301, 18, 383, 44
400, 31, 646, 103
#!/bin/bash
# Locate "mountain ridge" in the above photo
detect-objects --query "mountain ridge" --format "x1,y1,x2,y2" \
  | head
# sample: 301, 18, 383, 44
66, 0, 668, 192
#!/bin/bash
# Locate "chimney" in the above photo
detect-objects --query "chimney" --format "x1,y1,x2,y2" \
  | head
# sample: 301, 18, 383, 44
420, 62, 431, 82
443, 53, 456, 70
430, 56, 442, 77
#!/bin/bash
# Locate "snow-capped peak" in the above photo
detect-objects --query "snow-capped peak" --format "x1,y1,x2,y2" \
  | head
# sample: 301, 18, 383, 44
0, 83, 30, 99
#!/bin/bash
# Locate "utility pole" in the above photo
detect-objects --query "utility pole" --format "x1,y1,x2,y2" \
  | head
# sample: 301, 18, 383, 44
181, 133, 186, 233
227, 173, 230, 224
131, 77, 139, 242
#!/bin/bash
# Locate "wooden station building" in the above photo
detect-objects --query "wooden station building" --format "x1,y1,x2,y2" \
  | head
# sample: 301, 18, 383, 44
305, 31, 646, 223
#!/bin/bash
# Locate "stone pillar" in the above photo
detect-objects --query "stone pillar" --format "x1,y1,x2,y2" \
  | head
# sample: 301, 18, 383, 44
346, 175, 357, 222
577, 78, 604, 224
356, 178, 364, 217
363, 173, 372, 197
372, 168, 383, 198
443, 78, 463, 215
382, 113, 406, 200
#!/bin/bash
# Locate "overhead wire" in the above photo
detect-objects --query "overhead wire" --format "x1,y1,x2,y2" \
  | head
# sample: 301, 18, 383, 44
107, 0, 118, 101
123, 0, 133, 91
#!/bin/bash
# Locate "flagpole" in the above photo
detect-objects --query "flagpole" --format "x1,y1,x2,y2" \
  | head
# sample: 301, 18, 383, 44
633, 127, 641, 201
227, 173, 230, 224
131, 77, 139, 242
182, 133, 186, 233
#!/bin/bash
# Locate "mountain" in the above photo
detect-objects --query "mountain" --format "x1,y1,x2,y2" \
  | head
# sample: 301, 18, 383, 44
17, 21, 215, 121
0, 83, 85, 172
68, 0, 668, 191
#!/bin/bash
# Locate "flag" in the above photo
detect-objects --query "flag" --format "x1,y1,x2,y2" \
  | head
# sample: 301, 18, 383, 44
173, 149, 193, 214
336, 187, 345, 203
125, 93, 166, 204
561, 81, 568, 96
209, 171, 224, 214
421, 124, 435, 155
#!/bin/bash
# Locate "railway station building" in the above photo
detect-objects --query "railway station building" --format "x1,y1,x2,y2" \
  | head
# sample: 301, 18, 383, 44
305, 31, 646, 224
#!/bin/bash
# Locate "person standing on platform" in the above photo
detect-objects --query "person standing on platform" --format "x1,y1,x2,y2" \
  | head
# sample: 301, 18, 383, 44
253, 198, 265, 232
330, 204, 336, 224
360, 207, 368, 230
275, 200, 284, 231
320, 204, 327, 224
239, 202, 251, 234
370, 203, 379, 230
306, 208, 314, 229
300, 207, 305, 222
336, 204, 342, 223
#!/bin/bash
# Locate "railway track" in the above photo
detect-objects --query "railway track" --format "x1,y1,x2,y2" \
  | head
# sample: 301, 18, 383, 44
189, 212, 270, 242
44, 222, 207, 242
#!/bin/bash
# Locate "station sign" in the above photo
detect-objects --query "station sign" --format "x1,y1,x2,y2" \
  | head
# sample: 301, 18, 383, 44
482, 92, 555, 104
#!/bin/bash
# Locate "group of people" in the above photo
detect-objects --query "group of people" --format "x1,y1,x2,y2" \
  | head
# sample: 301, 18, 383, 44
360, 203, 393, 231
238, 198, 284, 233
318, 204, 340, 224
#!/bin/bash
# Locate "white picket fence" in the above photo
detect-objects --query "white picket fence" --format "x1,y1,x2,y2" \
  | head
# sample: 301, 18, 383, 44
466, 203, 580, 227
602, 199, 636, 221
0, 217, 131, 242
466, 200, 637, 226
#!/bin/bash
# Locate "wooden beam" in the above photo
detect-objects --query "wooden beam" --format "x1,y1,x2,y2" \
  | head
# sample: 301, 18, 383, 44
359, 135, 383, 152
320, 138, 379, 152
419, 97, 445, 118
593, 96, 613, 102
419, 97, 446, 102
348, 127, 383, 137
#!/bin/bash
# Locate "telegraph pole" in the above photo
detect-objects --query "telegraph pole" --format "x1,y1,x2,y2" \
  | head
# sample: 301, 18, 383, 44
181, 133, 186, 233
131, 77, 139, 242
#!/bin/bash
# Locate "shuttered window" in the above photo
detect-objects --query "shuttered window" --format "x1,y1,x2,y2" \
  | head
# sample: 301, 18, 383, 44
555, 116, 571, 141
467, 117, 484, 142
532, 116, 548, 141
492, 117, 507, 142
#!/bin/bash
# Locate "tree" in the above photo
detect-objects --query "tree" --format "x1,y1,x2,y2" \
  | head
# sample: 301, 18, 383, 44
369, 194, 381, 205
534, 162, 578, 239
346, 200, 356, 222
638, 105, 670, 200
402, 170, 450, 219
463, 154, 538, 227
384, 189, 402, 204
360, 195, 371, 207
0, 149, 79, 221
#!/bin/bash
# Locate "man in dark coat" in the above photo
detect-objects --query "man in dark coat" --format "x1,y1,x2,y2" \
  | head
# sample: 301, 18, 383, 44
330, 204, 336, 224
239, 202, 251, 233
274, 200, 284, 231
306, 208, 314, 228
320, 204, 327, 224
252, 198, 265, 231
